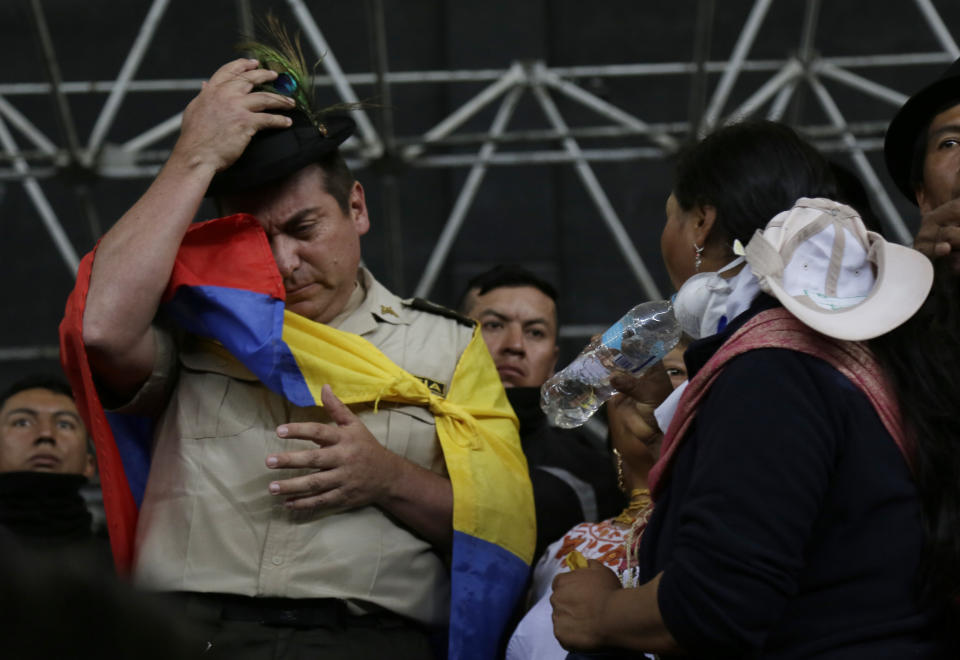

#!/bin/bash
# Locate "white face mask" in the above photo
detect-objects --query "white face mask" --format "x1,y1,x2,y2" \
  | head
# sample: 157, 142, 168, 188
673, 256, 746, 339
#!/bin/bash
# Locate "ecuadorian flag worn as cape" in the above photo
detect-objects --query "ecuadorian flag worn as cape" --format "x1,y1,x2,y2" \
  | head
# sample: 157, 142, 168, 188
59, 214, 535, 660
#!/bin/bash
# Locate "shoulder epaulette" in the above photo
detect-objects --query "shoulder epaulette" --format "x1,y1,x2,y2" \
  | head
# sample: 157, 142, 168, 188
404, 297, 476, 327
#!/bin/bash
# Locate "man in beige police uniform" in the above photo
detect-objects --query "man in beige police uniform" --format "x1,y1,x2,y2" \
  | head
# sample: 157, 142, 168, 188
81, 58, 489, 659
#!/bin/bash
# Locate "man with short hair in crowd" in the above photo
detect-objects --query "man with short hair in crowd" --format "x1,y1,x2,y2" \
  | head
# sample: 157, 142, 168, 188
884, 57, 960, 269
0, 377, 199, 658
0, 376, 93, 477
460, 265, 624, 561
0, 375, 108, 568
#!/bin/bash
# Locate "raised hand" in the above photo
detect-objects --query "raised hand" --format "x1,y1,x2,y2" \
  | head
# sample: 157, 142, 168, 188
172, 58, 297, 176
915, 198, 960, 272
608, 362, 672, 435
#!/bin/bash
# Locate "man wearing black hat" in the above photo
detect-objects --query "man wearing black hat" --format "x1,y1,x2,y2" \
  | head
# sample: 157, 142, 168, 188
884, 57, 960, 271
78, 58, 520, 659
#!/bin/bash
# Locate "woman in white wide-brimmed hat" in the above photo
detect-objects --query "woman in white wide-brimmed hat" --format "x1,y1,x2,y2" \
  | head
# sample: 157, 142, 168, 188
551, 120, 956, 659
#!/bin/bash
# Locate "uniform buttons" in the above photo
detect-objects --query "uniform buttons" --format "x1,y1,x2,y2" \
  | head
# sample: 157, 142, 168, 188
271, 555, 283, 566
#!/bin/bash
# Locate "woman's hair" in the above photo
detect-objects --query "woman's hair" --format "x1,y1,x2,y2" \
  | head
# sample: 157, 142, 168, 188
870, 262, 960, 605
676, 120, 960, 607
673, 120, 838, 252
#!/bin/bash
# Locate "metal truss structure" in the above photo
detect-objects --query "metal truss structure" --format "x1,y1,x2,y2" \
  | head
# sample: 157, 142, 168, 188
2, 0, 959, 363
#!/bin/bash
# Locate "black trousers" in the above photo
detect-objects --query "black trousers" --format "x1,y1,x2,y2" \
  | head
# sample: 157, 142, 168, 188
172, 592, 437, 660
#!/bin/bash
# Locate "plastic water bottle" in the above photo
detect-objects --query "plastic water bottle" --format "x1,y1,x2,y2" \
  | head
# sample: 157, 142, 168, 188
540, 300, 681, 428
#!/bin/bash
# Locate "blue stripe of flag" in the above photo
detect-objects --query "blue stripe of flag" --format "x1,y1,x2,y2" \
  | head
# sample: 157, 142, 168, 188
163, 285, 314, 406
104, 412, 153, 507
449, 530, 529, 660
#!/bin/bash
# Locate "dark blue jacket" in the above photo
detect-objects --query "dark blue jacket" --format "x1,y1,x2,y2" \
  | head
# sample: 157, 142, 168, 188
638, 297, 948, 659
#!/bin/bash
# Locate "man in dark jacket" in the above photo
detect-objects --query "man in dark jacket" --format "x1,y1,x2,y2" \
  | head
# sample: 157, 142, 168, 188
0, 375, 106, 565
460, 265, 624, 561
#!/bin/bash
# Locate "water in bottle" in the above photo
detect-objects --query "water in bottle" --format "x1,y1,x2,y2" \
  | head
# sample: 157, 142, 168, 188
540, 300, 681, 428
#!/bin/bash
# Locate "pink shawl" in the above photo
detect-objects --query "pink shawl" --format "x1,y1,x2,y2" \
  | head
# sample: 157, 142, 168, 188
648, 307, 911, 497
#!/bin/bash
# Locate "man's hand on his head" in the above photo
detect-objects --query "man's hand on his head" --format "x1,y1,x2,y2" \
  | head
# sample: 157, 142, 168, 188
915, 198, 960, 272
171, 58, 297, 177
265, 384, 401, 511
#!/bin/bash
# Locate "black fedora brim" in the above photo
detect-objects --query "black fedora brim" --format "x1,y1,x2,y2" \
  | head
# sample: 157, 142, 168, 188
884, 59, 960, 205
206, 113, 356, 197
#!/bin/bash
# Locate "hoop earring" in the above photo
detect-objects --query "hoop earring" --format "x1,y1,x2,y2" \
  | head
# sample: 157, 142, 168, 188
613, 448, 626, 493
693, 243, 704, 272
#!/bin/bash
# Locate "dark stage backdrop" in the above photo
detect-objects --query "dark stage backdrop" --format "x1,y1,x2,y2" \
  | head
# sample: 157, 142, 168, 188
2, 0, 956, 385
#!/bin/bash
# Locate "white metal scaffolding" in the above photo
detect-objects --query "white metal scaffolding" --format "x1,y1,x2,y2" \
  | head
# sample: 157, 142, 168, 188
2, 0, 958, 362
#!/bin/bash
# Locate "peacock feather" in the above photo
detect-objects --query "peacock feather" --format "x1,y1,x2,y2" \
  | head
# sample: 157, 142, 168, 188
239, 14, 325, 133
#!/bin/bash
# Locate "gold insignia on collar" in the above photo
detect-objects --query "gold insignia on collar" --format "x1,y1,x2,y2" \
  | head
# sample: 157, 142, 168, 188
380, 305, 398, 317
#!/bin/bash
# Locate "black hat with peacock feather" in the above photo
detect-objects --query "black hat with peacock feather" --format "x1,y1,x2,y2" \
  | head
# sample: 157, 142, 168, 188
206, 18, 356, 197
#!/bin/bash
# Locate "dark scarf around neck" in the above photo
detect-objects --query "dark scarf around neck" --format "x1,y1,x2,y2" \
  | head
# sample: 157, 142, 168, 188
0, 471, 93, 541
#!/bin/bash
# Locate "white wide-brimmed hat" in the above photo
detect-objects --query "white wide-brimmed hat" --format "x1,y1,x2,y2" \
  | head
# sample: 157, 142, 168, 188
744, 197, 933, 341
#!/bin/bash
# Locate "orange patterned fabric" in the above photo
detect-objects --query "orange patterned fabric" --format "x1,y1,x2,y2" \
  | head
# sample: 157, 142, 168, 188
551, 499, 654, 581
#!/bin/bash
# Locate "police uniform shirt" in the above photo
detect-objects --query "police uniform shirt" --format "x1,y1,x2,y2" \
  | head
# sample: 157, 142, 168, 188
119, 268, 474, 626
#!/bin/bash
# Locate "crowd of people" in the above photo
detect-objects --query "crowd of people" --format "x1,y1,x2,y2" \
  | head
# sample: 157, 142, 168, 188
3, 26, 960, 660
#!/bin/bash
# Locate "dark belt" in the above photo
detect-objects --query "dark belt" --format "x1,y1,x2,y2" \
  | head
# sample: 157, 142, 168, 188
174, 592, 419, 631
176, 592, 355, 628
